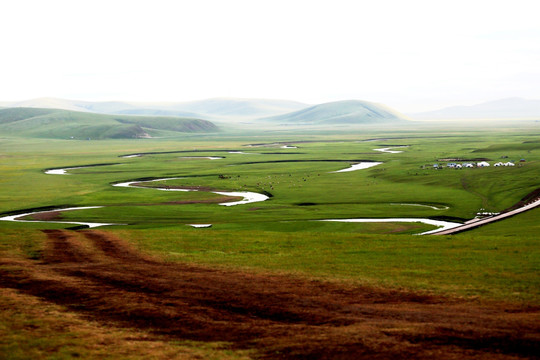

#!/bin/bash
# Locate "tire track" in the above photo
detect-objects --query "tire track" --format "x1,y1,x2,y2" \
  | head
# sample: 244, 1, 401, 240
79, 230, 153, 263
42, 229, 95, 264
1, 229, 538, 359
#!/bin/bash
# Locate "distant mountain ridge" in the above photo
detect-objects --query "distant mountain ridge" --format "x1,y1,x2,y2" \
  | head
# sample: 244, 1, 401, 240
261, 100, 409, 124
0, 107, 219, 139
0, 97, 308, 120
411, 98, 540, 120
0, 97, 411, 129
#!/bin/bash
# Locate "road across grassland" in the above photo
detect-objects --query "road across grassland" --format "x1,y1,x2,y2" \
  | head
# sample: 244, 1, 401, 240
431, 197, 540, 235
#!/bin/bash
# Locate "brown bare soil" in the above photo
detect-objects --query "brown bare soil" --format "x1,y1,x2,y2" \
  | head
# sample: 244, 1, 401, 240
135, 183, 214, 192
29, 211, 62, 221
0, 287, 252, 359
1, 229, 539, 359
162, 196, 241, 205
131, 196, 242, 206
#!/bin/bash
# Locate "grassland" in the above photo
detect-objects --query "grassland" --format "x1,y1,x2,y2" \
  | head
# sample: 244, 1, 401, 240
0, 125, 539, 358
1, 127, 538, 297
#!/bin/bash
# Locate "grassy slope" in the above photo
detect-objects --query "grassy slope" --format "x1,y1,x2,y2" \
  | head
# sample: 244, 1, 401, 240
0, 128, 538, 359
262, 100, 408, 124
166, 97, 308, 117
0, 229, 252, 360
0, 128, 538, 303
0, 131, 537, 223
3, 97, 309, 119
0, 108, 219, 140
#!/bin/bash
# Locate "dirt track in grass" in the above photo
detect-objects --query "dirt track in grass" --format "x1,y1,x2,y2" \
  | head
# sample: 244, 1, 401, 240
1, 229, 539, 359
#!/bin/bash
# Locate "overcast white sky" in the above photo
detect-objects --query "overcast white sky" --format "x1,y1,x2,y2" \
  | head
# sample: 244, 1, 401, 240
1, 0, 539, 112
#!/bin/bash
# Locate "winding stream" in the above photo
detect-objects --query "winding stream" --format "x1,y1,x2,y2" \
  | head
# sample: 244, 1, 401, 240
0, 206, 121, 228
373, 146, 408, 154
113, 178, 269, 206
390, 203, 449, 210
331, 162, 382, 173
2, 148, 461, 234
180, 156, 224, 160
45, 167, 85, 175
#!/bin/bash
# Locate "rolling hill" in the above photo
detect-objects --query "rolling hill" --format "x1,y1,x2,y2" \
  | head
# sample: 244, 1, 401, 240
166, 97, 308, 118
261, 100, 409, 124
0, 107, 219, 139
0, 97, 308, 120
411, 98, 540, 120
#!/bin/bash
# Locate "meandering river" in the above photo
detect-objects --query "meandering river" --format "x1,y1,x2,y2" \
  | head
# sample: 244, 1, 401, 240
373, 146, 408, 154
113, 178, 269, 206
331, 162, 382, 173
1, 149, 461, 234
0, 206, 120, 228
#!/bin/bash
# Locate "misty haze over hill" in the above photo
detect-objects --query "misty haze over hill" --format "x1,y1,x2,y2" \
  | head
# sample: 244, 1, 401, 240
410, 98, 540, 120
261, 100, 409, 124
0, 97, 308, 121
0, 97, 410, 125
2, 97, 539, 132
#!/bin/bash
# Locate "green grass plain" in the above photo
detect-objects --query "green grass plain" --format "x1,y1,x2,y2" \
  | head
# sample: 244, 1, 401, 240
0, 125, 539, 303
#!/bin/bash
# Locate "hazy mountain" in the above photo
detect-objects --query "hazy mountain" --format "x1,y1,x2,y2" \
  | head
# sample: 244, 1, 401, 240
411, 98, 540, 120
166, 97, 308, 118
114, 108, 204, 118
0, 97, 308, 120
0, 97, 139, 114
4, 97, 91, 112
261, 100, 409, 124
0, 107, 219, 139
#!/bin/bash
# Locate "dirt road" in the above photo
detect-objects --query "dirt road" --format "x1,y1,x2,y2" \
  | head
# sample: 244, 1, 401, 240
432, 197, 540, 235
1, 229, 539, 359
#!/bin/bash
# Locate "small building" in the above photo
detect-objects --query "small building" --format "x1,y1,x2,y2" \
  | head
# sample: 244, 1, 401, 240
477, 161, 490, 167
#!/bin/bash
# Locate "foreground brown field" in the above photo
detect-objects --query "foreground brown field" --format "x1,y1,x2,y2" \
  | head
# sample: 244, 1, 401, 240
1, 229, 539, 359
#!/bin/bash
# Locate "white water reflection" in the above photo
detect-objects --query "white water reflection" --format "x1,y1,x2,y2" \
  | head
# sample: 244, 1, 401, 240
45, 167, 83, 175
331, 162, 382, 173
188, 224, 212, 228
115, 178, 269, 206
0, 206, 120, 228
390, 203, 449, 210
113, 178, 192, 191
180, 156, 224, 160
45, 164, 121, 175
213, 191, 269, 206
374, 146, 408, 154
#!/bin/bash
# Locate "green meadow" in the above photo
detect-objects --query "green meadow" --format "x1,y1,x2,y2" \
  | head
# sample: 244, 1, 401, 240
0, 125, 539, 302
